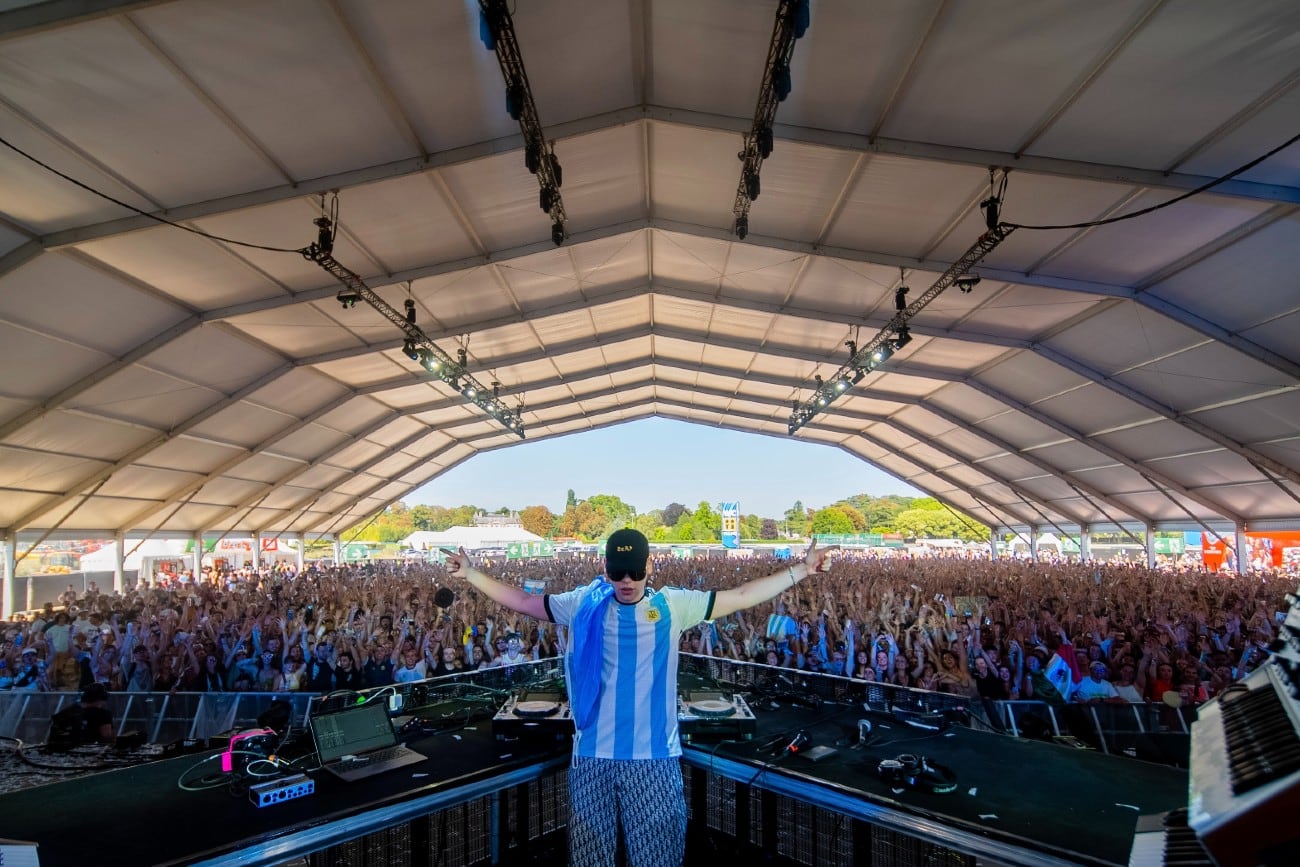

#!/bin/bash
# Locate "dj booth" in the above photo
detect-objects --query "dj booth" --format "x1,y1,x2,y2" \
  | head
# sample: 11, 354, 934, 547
0, 657, 1188, 866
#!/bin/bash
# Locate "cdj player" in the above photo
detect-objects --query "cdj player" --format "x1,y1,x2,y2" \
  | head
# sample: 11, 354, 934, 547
678, 691, 757, 742
492, 690, 574, 740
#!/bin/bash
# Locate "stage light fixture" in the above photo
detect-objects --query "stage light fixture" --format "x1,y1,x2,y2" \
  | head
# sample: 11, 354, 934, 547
525, 140, 541, 174
735, 214, 749, 240
757, 126, 774, 159
835, 377, 849, 391
404, 298, 416, 324
744, 170, 761, 202
417, 348, 438, 370
772, 62, 792, 101
791, 0, 810, 38
401, 339, 420, 361
540, 185, 557, 213
479, 6, 498, 50
506, 82, 524, 120
788, 224, 1013, 437
457, 347, 468, 368
551, 220, 565, 246
313, 216, 334, 255
464, 384, 477, 398
549, 154, 563, 188
337, 290, 359, 309
895, 285, 909, 311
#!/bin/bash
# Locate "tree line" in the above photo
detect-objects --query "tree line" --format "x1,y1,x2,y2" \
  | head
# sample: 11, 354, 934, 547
343, 491, 991, 544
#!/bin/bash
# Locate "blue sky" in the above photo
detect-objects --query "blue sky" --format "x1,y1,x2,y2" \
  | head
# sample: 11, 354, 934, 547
407, 417, 922, 519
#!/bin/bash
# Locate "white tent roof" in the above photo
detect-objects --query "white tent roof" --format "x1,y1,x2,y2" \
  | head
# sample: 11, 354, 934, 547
1, 1, 1298, 540
403, 527, 543, 551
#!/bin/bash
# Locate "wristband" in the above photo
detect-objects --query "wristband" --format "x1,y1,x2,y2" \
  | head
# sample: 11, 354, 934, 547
787, 566, 798, 590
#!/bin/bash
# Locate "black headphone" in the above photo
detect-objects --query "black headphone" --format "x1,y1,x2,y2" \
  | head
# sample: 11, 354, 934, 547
876, 753, 958, 794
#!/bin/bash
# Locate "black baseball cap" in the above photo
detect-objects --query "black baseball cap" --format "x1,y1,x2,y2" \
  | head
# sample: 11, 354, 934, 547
605, 528, 649, 574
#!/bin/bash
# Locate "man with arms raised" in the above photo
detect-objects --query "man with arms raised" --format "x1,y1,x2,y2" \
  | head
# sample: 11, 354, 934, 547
443, 529, 835, 867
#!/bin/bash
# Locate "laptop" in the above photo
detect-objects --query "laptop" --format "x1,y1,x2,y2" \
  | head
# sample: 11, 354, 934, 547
309, 701, 425, 782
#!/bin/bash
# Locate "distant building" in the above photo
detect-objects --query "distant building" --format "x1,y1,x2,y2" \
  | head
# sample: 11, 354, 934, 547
473, 512, 523, 527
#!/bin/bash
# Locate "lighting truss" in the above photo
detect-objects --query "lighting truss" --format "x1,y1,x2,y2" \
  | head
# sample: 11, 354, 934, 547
788, 224, 1016, 434
304, 223, 525, 437
732, 0, 810, 240
479, 0, 568, 246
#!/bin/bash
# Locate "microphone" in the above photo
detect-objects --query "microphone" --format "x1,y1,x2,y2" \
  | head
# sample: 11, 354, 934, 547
434, 587, 455, 608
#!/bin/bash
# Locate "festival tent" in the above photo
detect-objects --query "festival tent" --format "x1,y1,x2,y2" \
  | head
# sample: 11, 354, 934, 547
0, 1, 1297, 551
402, 527, 544, 553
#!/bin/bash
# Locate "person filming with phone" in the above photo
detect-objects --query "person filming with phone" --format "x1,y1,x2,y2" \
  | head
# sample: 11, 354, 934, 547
442, 529, 836, 867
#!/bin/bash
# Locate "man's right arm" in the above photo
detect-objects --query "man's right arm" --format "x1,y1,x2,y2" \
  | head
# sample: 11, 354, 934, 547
443, 548, 549, 622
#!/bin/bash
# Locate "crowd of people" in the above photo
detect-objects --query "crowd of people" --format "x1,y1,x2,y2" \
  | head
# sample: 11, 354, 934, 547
1, 549, 1294, 713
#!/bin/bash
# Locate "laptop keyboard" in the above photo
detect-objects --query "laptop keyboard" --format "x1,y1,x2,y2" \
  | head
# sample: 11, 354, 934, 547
348, 746, 405, 766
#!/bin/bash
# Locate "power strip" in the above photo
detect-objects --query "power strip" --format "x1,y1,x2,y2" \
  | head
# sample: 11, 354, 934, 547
249, 773, 315, 808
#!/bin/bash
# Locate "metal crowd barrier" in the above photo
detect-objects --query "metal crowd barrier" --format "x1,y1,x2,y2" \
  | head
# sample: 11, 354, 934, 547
1, 657, 1193, 765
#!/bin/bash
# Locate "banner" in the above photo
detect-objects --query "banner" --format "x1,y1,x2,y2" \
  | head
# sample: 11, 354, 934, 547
720, 501, 740, 549
506, 540, 555, 559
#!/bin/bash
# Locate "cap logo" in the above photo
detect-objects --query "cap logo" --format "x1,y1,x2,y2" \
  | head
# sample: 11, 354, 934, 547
616, 544, 634, 552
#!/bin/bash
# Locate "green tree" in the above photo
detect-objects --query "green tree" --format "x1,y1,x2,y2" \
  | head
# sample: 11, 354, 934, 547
784, 500, 805, 536
893, 507, 966, 539
810, 506, 855, 535
410, 504, 436, 531
587, 493, 636, 534
833, 501, 868, 532
740, 513, 762, 539
566, 489, 577, 509
690, 501, 720, 541
519, 505, 555, 538
634, 513, 662, 538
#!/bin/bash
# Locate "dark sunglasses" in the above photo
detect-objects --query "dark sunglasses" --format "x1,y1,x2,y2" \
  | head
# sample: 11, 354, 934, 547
609, 570, 646, 582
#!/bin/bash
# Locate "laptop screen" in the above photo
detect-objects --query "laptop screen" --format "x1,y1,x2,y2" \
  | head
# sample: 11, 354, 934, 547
311, 701, 396, 763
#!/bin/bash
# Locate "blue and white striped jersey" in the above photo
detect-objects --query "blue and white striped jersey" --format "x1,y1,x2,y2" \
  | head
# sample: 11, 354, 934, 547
546, 582, 714, 759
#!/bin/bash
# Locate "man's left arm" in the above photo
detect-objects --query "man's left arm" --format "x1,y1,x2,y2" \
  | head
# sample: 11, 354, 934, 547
711, 543, 836, 620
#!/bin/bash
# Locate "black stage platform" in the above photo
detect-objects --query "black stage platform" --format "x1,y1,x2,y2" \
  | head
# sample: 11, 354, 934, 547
0, 661, 1188, 866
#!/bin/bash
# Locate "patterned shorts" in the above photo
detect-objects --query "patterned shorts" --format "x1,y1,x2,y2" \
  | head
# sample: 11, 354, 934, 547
568, 755, 686, 867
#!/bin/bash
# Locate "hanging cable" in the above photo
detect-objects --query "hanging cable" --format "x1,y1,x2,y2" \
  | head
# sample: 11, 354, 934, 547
1004, 131, 1300, 232
0, 134, 308, 254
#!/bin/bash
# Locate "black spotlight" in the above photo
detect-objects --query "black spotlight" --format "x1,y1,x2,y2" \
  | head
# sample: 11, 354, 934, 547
402, 339, 420, 361
457, 347, 468, 369
506, 82, 524, 120
525, 140, 541, 174
894, 325, 912, 349
791, 0, 811, 39
756, 126, 774, 159
735, 214, 749, 240
895, 285, 909, 311
551, 221, 565, 246
772, 62, 792, 101
548, 153, 563, 188
337, 290, 359, 309
540, 185, 557, 213
404, 297, 416, 324
744, 170, 761, 202
313, 216, 334, 256
479, 7, 498, 51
